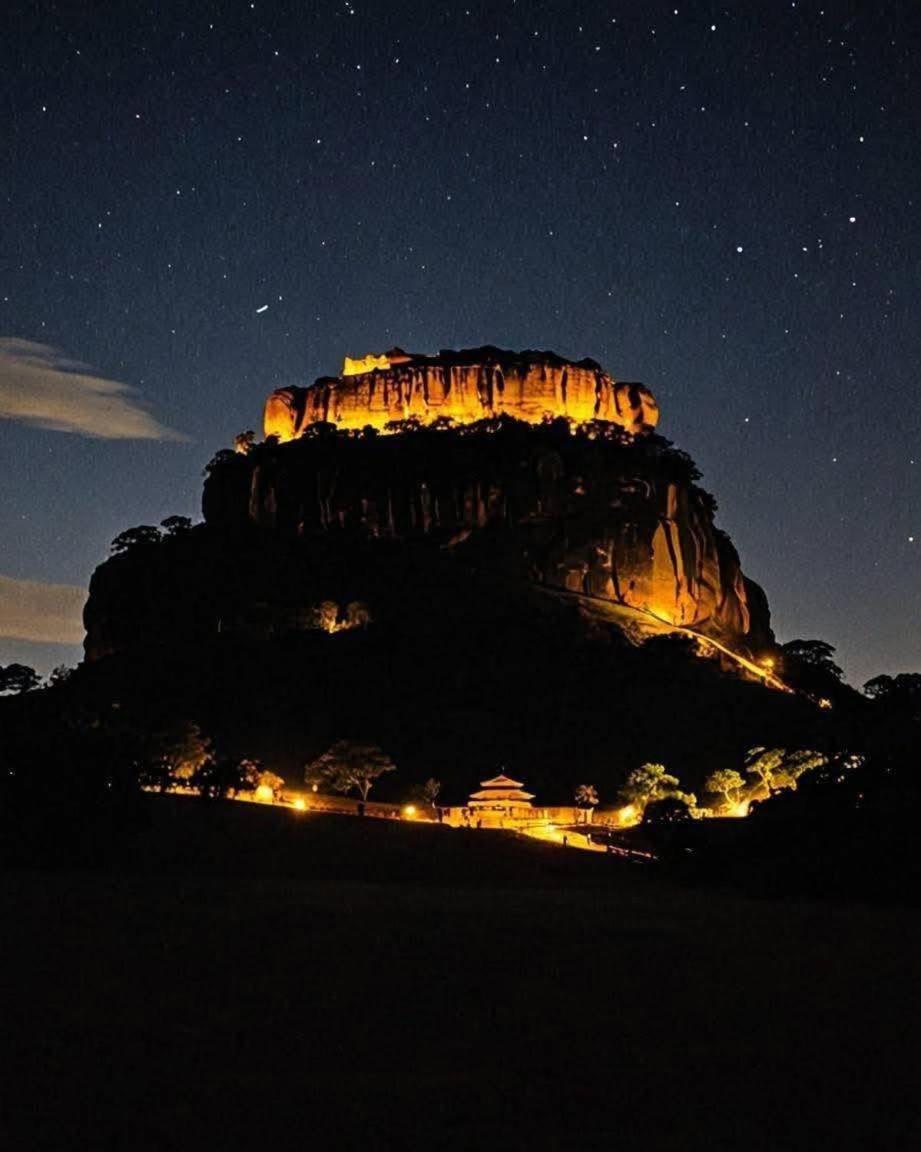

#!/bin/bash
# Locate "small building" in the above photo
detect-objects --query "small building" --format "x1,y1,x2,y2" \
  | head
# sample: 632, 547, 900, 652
467, 773, 536, 819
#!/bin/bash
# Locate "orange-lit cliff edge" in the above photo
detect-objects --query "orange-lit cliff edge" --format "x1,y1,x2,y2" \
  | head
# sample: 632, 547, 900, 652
250, 346, 785, 670
264, 346, 660, 440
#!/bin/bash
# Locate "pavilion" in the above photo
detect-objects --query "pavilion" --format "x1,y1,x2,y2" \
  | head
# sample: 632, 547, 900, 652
467, 773, 535, 815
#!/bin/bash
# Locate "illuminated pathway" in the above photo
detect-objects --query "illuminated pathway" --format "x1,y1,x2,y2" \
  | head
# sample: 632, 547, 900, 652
535, 584, 795, 694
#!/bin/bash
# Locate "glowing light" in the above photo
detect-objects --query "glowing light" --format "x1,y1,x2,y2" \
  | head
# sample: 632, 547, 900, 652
818, 697, 833, 709
727, 800, 750, 818
617, 803, 639, 826
402, 804, 417, 819
254, 783, 275, 803
292, 796, 307, 811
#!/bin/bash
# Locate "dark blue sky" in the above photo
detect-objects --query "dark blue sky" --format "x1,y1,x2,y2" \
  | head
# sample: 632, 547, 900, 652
2, 0, 920, 684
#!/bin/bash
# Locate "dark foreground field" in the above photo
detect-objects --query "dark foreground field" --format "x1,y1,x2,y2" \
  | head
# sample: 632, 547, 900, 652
2, 798, 919, 1150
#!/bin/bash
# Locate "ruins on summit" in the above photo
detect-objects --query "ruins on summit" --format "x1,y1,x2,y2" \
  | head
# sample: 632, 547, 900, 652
264, 346, 660, 439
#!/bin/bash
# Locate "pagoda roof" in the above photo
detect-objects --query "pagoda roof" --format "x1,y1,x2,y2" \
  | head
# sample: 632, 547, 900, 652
469, 789, 535, 803
478, 773, 526, 789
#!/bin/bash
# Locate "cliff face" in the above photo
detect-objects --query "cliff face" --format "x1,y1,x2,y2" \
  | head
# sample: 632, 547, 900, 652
264, 347, 659, 440
201, 423, 772, 649
84, 347, 774, 668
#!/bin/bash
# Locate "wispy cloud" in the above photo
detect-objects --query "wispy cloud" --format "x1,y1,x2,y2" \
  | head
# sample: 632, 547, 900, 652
0, 575, 86, 645
0, 338, 186, 440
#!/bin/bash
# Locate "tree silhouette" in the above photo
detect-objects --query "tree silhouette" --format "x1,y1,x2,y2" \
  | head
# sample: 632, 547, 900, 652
141, 723, 212, 792
574, 783, 599, 808
421, 778, 441, 807
234, 430, 255, 454
160, 515, 192, 536
193, 754, 249, 800
110, 525, 161, 555
47, 665, 74, 688
642, 795, 694, 824
864, 673, 921, 714
863, 674, 895, 699
306, 741, 396, 802
782, 639, 842, 675
0, 664, 41, 695
344, 601, 372, 630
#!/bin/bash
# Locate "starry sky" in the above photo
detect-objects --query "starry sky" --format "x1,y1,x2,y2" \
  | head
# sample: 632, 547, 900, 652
2, 0, 920, 684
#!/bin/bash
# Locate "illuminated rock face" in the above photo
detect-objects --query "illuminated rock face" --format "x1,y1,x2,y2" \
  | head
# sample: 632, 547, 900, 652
219, 426, 772, 647
84, 349, 770, 665
264, 347, 659, 440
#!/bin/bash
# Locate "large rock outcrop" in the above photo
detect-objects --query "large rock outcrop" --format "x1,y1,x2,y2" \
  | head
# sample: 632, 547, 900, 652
75, 344, 805, 798
84, 346, 773, 666
264, 346, 659, 440
201, 419, 772, 650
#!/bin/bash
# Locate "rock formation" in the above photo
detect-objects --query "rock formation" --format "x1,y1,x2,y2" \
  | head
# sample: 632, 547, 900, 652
264, 346, 659, 440
75, 344, 807, 798
84, 346, 773, 665
204, 421, 770, 648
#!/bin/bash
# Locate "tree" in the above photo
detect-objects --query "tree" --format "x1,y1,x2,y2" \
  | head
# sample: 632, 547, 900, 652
234, 430, 255, 454
110, 525, 161, 555
306, 741, 396, 802
141, 722, 212, 792
704, 768, 745, 809
203, 448, 238, 476
743, 747, 785, 800
238, 759, 263, 790
863, 673, 921, 714
574, 783, 599, 821
781, 639, 844, 686
421, 777, 441, 807
344, 601, 372, 630
193, 755, 249, 800
863, 674, 895, 700
160, 515, 192, 536
744, 747, 827, 798
0, 664, 41, 695
256, 769, 285, 799
620, 763, 680, 808
383, 417, 422, 434
771, 750, 827, 792
643, 795, 694, 825
47, 665, 74, 688
310, 601, 340, 633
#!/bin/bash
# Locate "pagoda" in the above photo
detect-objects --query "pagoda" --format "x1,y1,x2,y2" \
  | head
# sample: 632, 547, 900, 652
468, 773, 535, 812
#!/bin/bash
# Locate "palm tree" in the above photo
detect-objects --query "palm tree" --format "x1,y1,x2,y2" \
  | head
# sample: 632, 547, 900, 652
574, 783, 599, 822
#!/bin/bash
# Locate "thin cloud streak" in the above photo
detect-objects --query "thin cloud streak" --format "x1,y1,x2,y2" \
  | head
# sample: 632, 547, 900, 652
0, 574, 86, 645
0, 338, 186, 440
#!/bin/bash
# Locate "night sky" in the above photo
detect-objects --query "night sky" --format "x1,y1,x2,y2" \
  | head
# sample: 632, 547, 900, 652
2, 1, 920, 685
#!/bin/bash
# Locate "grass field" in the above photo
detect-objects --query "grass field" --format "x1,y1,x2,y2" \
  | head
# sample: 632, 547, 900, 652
2, 796, 919, 1150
